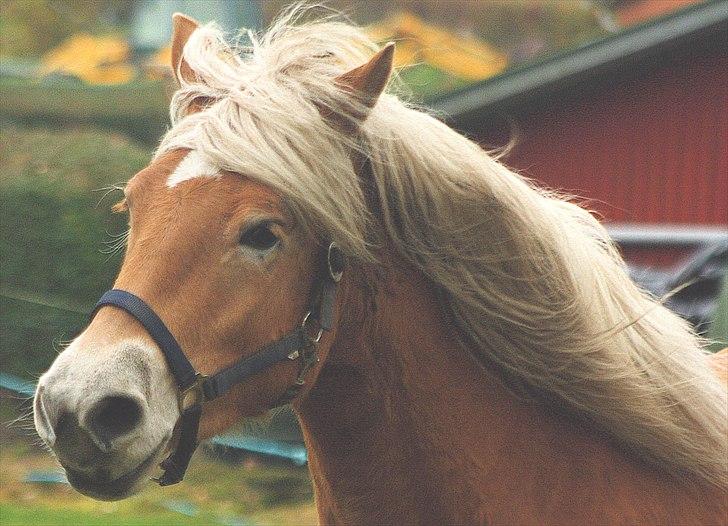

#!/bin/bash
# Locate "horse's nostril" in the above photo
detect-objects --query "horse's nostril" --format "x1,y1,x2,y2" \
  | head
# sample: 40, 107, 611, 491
87, 395, 144, 445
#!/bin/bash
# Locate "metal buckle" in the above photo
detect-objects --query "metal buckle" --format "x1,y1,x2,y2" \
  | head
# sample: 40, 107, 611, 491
294, 341, 319, 386
178, 373, 208, 410
283, 311, 323, 390
300, 311, 323, 344
327, 242, 344, 283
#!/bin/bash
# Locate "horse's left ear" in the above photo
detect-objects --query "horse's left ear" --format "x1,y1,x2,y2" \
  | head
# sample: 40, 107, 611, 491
171, 12, 200, 85
333, 43, 394, 123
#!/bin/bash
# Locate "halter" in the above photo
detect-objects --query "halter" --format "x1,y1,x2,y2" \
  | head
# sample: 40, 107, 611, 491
90, 242, 345, 486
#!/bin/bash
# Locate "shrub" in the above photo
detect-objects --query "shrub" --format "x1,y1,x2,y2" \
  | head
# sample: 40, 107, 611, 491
0, 124, 150, 377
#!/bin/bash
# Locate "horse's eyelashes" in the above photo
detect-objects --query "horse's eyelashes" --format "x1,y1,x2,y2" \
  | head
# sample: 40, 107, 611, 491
239, 222, 280, 252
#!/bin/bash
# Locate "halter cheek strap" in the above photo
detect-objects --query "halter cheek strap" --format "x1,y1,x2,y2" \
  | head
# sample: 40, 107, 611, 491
90, 243, 344, 486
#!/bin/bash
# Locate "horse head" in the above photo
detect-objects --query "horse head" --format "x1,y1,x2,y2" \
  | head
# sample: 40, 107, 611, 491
33, 13, 392, 500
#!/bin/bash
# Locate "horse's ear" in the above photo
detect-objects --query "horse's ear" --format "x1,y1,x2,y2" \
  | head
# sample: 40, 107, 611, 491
171, 12, 200, 84
332, 43, 394, 124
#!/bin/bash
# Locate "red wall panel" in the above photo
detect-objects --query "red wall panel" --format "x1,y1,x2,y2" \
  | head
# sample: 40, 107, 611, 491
481, 46, 728, 226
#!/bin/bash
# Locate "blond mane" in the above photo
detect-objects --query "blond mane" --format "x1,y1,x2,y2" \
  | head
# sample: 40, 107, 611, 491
157, 7, 728, 489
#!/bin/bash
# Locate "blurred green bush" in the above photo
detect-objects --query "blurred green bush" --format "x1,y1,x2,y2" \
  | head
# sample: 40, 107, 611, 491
0, 124, 150, 377
0, 0, 135, 59
0, 77, 169, 144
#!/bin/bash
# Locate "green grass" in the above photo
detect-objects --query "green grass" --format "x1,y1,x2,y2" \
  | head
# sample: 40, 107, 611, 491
0, 403, 317, 525
0, 503, 206, 526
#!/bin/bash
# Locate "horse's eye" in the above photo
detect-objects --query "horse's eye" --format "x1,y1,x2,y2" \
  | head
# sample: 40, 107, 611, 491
239, 223, 280, 251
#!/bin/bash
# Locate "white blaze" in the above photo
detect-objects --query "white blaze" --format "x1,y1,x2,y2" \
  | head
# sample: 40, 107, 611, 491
167, 150, 219, 187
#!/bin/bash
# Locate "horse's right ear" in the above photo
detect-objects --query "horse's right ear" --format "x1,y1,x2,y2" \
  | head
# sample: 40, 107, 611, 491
336, 43, 395, 110
171, 12, 200, 85
325, 43, 394, 129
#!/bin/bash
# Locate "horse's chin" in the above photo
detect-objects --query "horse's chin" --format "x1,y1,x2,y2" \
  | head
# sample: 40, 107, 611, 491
64, 440, 166, 501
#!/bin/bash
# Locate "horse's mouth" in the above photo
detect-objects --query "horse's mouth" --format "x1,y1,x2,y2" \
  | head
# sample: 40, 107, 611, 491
64, 440, 167, 501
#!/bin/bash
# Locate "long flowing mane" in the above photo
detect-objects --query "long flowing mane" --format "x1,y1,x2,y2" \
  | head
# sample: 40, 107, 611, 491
157, 7, 728, 489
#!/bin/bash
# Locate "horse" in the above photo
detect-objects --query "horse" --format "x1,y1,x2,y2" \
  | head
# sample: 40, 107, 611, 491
33, 9, 727, 525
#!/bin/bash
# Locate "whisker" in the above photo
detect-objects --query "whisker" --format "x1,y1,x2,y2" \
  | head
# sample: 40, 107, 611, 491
93, 183, 126, 209
101, 229, 130, 260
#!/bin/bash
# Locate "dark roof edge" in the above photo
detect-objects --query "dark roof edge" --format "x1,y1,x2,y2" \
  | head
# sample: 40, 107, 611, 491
430, 0, 728, 124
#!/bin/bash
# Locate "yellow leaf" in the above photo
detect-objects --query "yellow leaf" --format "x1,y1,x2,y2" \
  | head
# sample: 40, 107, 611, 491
367, 11, 508, 82
41, 34, 134, 84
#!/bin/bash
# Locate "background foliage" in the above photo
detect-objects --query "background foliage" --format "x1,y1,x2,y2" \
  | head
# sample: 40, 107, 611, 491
0, 0, 135, 59
2, 0, 608, 62
0, 125, 147, 377
261, 0, 609, 63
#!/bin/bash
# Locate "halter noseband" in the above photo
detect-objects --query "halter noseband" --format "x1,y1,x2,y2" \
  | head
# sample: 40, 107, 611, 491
90, 242, 345, 486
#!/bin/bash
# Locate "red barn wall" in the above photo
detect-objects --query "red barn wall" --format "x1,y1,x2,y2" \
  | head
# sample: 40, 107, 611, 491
478, 42, 728, 226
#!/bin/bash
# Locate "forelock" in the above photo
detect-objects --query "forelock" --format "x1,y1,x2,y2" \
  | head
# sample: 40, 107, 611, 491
155, 9, 392, 259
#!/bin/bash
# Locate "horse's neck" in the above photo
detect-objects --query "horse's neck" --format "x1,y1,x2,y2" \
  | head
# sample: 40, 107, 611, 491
295, 268, 721, 525
295, 269, 529, 523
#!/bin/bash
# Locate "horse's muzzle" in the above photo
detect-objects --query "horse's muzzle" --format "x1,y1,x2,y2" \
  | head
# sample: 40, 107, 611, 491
33, 336, 180, 500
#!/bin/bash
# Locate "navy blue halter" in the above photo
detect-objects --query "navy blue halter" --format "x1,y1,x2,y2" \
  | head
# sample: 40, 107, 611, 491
91, 243, 344, 486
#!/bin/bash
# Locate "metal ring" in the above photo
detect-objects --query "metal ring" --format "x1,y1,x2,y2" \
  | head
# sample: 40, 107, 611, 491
327, 242, 344, 283
300, 311, 323, 344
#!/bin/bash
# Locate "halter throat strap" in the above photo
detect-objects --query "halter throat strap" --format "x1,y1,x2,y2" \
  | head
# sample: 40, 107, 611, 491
91, 243, 344, 486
